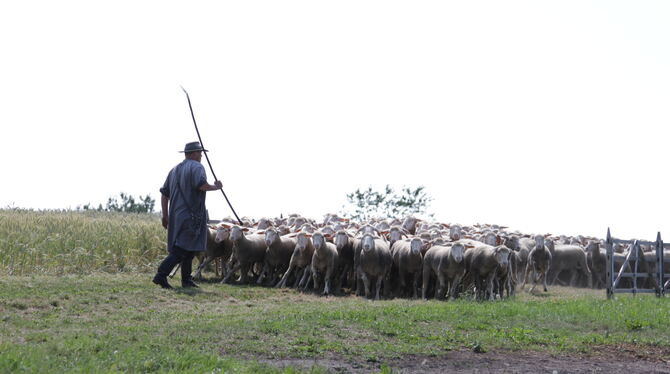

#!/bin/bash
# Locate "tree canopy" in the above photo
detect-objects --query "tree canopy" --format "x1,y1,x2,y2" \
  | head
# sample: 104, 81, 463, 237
341, 185, 433, 222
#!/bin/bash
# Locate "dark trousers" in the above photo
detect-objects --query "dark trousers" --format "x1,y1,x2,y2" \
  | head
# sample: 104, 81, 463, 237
156, 246, 196, 282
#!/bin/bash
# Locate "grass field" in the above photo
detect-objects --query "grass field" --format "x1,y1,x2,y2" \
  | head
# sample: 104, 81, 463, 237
0, 209, 165, 275
1, 209, 669, 373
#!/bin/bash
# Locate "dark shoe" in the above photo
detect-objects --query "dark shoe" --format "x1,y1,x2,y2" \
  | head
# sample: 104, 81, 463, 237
153, 275, 173, 289
182, 280, 199, 288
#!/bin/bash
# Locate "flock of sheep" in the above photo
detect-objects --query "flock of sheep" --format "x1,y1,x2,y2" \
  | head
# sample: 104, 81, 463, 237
190, 214, 653, 300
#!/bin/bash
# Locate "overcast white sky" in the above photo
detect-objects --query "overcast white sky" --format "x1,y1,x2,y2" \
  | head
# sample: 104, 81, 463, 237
1, 1, 669, 240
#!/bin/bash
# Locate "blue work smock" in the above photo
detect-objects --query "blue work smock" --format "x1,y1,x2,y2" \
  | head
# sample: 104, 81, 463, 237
160, 159, 208, 252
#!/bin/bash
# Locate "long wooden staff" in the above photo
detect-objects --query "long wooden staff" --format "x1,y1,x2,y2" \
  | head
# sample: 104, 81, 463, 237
180, 86, 243, 225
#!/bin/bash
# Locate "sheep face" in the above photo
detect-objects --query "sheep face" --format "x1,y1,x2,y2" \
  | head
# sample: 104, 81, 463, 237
533, 234, 545, 249
230, 226, 245, 241
389, 228, 404, 244
504, 235, 520, 251
449, 225, 462, 241
483, 232, 497, 246
215, 226, 230, 243
450, 243, 465, 263
312, 232, 326, 249
494, 246, 511, 266
410, 238, 423, 255
335, 231, 349, 250
295, 233, 310, 253
264, 229, 279, 247
361, 234, 376, 252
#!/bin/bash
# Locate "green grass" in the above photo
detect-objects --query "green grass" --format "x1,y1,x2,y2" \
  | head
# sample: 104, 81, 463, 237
1, 275, 669, 373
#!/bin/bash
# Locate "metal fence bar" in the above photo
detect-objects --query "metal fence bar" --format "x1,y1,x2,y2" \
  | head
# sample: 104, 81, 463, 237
606, 228, 614, 299
656, 233, 664, 297
613, 289, 658, 294
632, 241, 639, 295
617, 273, 654, 278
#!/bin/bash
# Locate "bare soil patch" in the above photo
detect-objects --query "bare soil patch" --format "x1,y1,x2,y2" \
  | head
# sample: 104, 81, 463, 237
253, 346, 670, 373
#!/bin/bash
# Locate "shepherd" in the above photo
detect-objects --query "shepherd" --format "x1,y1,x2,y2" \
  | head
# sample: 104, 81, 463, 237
152, 141, 223, 289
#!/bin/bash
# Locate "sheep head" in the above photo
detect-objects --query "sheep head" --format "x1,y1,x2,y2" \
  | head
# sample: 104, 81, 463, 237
295, 232, 311, 253
494, 245, 511, 266
312, 232, 326, 249
361, 234, 376, 252
215, 225, 231, 243
450, 243, 465, 263
504, 235, 520, 251
410, 238, 423, 255
335, 230, 350, 250
230, 225, 249, 241
449, 225, 462, 241
264, 228, 279, 247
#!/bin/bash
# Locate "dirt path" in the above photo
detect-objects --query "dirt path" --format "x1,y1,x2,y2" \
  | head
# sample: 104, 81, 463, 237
258, 348, 670, 373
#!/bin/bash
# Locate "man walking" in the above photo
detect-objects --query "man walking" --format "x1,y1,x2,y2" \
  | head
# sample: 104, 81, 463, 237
153, 141, 223, 289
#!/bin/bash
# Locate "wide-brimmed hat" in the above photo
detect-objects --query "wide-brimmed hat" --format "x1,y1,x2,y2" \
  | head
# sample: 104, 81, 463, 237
179, 141, 209, 153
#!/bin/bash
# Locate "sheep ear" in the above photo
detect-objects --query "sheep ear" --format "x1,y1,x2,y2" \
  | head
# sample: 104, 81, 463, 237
256, 230, 265, 235
324, 233, 332, 239
381, 231, 389, 236
465, 244, 475, 249
242, 227, 250, 232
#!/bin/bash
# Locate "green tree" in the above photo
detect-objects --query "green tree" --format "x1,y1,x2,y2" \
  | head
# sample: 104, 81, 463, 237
341, 185, 433, 222
80, 192, 155, 213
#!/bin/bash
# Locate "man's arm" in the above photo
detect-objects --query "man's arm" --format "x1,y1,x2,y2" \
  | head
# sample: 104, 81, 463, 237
161, 194, 169, 229
199, 180, 223, 192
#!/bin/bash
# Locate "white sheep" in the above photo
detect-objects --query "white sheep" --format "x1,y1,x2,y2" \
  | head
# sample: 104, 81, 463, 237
222, 226, 266, 284
310, 232, 339, 295
422, 242, 467, 300
357, 233, 393, 300
521, 235, 552, 293
276, 232, 315, 289
391, 237, 424, 298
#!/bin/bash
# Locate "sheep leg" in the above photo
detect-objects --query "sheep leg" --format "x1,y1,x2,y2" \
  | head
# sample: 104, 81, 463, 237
474, 274, 483, 301
422, 264, 431, 300
449, 274, 463, 299
276, 264, 294, 288
412, 271, 421, 299
338, 264, 350, 291
256, 261, 270, 285
356, 269, 365, 297
238, 263, 251, 284
359, 270, 371, 299
222, 261, 242, 284
323, 265, 333, 296
521, 262, 532, 290
528, 266, 538, 293
568, 269, 577, 287
298, 268, 311, 290
374, 275, 384, 301
312, 268, 321, 294
542, 269, 549, 292
193, 255, 214, 280
486, 272, 496, 301
398, 265, 407, 298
